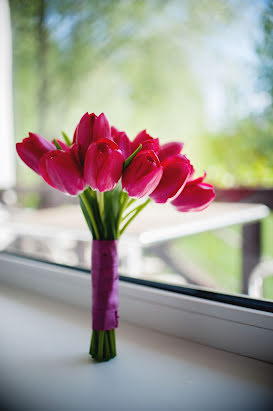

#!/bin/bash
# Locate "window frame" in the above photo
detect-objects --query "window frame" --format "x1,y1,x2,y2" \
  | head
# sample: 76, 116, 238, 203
0, 252, 272, 363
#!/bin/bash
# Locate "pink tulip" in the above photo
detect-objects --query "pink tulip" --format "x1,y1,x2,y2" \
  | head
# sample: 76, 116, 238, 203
39, 149, 85, 195
122, 150, 163, 198
132, 130, 160, 153
111, 126, 132, 159
93, 113, 111, 141
171, 173, 215, 212
69, 143, 82, 166
73, 112, 112, 163
157, 142, 184, 162
150, 155, 193, 203
84, 138, 124, 192
16, 133, 55, 175
73, 112, 97, 163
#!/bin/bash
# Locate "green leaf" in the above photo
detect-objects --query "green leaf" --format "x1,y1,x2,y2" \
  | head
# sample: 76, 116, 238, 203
62, 131, 72, 147
123, 144, 142, 170
79, 197, 94, 236
53, 139, 62, 150
83, 188, 105, 239
103, 190, 118, 239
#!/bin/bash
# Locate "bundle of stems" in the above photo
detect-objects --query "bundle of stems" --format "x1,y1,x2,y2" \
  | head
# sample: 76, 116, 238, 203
79, 169, 150, 362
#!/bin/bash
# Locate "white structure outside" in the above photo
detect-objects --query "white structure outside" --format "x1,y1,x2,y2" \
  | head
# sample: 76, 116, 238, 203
0, 0, 15, 189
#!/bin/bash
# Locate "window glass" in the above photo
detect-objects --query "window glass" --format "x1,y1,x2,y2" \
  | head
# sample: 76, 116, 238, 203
1, 0, 273, 303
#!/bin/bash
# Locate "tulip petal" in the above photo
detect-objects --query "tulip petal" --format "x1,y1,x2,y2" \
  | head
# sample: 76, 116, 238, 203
16, 133, 55, 175
39, 150, 85, 195
76, 112, 97, 162
132, 130, 160, 153
112, 129, 132, 159
122, 150, 163, 198
171, 173, 215, 212
150, 155, 192, 203
157, 142, 184, 162
84, 138, 124, 192
93, 113, 111, 142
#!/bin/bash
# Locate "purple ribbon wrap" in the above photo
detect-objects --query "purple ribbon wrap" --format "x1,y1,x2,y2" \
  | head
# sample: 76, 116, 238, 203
91, 240, 119, 331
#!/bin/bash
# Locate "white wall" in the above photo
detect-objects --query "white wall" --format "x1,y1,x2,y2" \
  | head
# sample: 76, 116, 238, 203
0, 0, 16, 189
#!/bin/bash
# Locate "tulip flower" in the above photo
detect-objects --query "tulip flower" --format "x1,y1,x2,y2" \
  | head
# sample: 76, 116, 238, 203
73, 112, 112, 163
132, 130, 160, 153
93, 113, 111, 141
122, 150, 163, 198
111, 126, 132, 159
150, 155, 193, 203
16, 133, 55, 175
73, 112, 97, 163
157, 142, 184, 162
84, 138, 124, 192
171, 173, 216, 212
39, 149, 85, 195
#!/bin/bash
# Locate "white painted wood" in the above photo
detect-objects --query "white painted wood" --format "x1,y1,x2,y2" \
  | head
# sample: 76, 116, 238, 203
0, 253, 272, 363
2, 203, 269, 247
0, 285, 272, 411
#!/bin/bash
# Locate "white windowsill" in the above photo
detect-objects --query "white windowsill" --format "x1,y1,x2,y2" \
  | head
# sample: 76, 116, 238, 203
0, 253, 273, 410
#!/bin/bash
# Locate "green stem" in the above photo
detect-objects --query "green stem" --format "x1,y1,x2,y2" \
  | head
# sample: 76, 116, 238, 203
85, 188, 105, 239
90, 330, 98, 358
97, 191, 104, 222
121, 200, 146, 221
119, 198, 151, 237
97, 331, 105, 362
116, 192, 130, 234
62, 131, 72, 146
53, 138, 62, 150
127, 198, 137, 208
89, 330, 116, 361
80, 191, 100, 240
109, 329, 116, 357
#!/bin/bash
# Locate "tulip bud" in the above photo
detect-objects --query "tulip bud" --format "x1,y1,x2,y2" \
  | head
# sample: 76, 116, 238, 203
39, 150, 85, 196
150, 155, 193, 203
16, 133, 55, 175
84, 138, 124, 192
93, 113, 111, 142
157, 142, 184, 162
111, 126, 132, 159
74, 112, 97, 163
122, 150, 163, 198
132, 130, 159, 153
171, 173, 215, 212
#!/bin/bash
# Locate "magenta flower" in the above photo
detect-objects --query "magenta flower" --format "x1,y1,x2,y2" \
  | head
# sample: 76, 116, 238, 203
111, 126, 132, 159
122, 150, 163, 198
84, 138, 124, 192
132, 130, 160, 153
157, 142, 184, 162
73, 112, 97, 163
171, 173, 216, 212
150, 154, 193, 203
73, 112, 112, 163
39, 148, 85, 195
93, 113, 111, 141
16, 133, 55, 175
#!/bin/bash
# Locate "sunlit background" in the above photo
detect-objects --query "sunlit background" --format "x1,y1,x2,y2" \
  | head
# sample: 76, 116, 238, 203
1, 0, 273, 300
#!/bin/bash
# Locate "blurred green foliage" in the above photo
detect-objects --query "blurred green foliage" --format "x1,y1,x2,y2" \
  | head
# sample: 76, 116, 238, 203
9, 0, 273, 187
10, 0, 263, 186
9, 0, 273, 299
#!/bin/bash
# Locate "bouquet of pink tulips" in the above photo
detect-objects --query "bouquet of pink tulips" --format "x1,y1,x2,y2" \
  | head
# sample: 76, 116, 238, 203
16, 111, 215, 362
